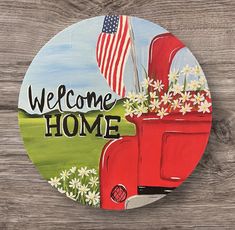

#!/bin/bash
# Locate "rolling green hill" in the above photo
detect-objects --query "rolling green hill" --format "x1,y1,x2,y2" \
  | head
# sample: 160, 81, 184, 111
18, 100, 136, 180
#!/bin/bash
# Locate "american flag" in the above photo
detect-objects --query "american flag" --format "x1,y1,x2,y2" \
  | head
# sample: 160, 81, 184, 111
96, 15, 131, 97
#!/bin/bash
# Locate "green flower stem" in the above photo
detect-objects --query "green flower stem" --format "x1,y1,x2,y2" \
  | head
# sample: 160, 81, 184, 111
63, 180, 65, 190
168, 81, 173, 91
183, 76, 187, 92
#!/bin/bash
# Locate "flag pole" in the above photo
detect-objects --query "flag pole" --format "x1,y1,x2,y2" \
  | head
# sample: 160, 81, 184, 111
128, 17, 140, 93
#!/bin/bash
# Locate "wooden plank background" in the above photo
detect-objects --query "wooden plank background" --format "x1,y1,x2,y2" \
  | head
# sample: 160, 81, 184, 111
0, 0, 234, 229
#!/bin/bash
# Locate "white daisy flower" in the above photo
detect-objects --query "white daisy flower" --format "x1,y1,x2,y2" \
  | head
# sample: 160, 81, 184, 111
181, 65, 192, 76
171, 99, 181, 110
123, 99, 132, 109
89, 176, 99, 187
180, 92, 192, 103
60, 170, 71, 181
134, 104, 148, 117
180, 103, 192, 115
48, 177, 61, 188
157, 107, 169, 119
125, 107, 134, 117
136, 92, 148, 104
152, 80, 164, 92
78, 184, 90, 196
89, 169, 97, 175
161, 92, 172, 105
78, 167, 90, 178
57, 187, 66, 194
149, 99, 160, 111
85, 191, 100, 206
127, 92, 137, 102
142, 77, 153, 88
150, 91, 157, 99
191, 93, 205, 105
170, 84, 183, 95
199, 76, 206, 86
66, 191, 76, 201
70, 166, 77, 174
193, 65, 202, 76
205, 88, 211, 98
69, 178, 81, 189
188, 80, 200, 90
168, 69, 179, 82
198, 100, 212, 113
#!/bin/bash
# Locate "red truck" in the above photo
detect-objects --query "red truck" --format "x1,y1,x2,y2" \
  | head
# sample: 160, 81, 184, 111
99, 33, 212, 210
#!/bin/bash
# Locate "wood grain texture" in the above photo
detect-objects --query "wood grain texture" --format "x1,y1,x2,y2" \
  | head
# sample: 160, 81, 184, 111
0, 0, 234, 229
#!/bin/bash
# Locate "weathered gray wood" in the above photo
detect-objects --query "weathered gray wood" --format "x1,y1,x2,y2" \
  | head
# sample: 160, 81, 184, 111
0, 0, 234, 229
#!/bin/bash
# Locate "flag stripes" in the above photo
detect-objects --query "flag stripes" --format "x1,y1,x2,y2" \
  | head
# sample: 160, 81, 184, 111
96, 15, 131, 97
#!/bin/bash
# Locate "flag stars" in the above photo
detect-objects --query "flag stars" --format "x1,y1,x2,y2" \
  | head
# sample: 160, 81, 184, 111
102, 15, 119, 33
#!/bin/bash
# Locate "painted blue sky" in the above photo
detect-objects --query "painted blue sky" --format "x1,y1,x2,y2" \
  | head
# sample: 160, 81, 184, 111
18, 16, 206, 114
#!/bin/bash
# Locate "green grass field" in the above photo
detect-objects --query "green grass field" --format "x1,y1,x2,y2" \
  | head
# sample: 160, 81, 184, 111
18, 100, 136, 180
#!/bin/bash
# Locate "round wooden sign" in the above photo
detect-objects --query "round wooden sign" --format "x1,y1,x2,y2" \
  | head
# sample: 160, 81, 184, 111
18, 15, 212, 210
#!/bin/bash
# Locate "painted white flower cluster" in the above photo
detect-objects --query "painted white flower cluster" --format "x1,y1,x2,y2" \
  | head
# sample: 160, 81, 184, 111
48, 166, 100, 207
124, 65, 212, 118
